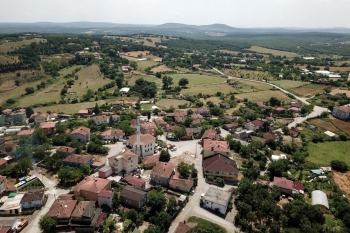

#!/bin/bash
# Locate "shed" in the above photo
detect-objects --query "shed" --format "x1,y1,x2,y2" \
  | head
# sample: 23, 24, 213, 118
312, 190, 329, 209
310, 169, 324, 176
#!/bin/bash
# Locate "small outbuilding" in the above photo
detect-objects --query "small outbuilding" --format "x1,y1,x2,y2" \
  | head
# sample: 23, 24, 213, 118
312, 190, 329, 210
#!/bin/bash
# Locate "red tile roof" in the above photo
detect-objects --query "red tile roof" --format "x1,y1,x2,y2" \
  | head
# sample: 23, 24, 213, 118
202, 139, 230, 153
263, 133, 278, 140
78, 109, 89, 114
100, 129, 125, 137
203, 154, 238, 173
120, 186, 147, 202
98, 190, 114, 198
201, 129, 219, 140
71, 126, 90, 136
0, 158, 7, 166
273, 177, 304, 192
151, 162, 175, 179
74, 176, 111, 194
142, 155, 159, 165
127, 134, 155, 146
335, 105, 350, 113
249, 119, 264, 127
57, 146, 76, 154
169, 179, 193, 190
123, 175, 146, 187
47, 199, 77, 219
63, 154, 93, 164
40, 122, 56, 129
17, 129, 35, 136
20, 189, 44, 204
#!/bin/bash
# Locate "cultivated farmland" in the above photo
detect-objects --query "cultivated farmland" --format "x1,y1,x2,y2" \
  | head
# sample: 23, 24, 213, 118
247, 46, 299, 58
270, 80, 309, 89
309, 119, 338, 132
331, 118, 350, 135
292, 84, 327, 96
235, 90, 291, 102
156, 99, 190, 109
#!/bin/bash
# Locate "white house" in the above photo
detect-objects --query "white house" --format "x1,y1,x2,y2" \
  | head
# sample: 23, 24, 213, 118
120, 87, 130, 93
33, 114, 49, 124
71, 126, 91, 143
98, 190, 114, 209
271, 154, 287, 162
127, 133, 156, 157
20, 189, 45, 209
108, 150, 138, 175
234, 130, 253, 139
332, 105, 350, 120
202, 187, 232, 215
92, 115, 110, 125
100, 129, 125, 141
0, 193, 24, 214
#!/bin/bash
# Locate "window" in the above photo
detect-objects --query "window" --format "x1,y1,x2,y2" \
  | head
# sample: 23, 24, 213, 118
215, 172, 219, 174
86, 192, 89, 196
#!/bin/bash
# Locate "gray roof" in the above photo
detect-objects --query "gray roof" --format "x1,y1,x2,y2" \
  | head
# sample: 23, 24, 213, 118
99, 166, 112, 172
0, 216, 18, 227
312, 190, 329, 209
203, 187, 231, 206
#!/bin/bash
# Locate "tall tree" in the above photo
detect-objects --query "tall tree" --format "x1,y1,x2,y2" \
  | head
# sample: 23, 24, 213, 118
178, 78, 189, 88
39, 215, 57, 233
162, 76, 173, 89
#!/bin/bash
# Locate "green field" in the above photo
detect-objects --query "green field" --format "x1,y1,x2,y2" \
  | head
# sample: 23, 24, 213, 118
0, 38, 46, 53
181, 83, 234, 95
169, 73, 225, 87
270, 80, 309, 89
128, 75, 162, 86
235, 90, 291, 102
156, 99, 190, 109
306, 141, 350, 166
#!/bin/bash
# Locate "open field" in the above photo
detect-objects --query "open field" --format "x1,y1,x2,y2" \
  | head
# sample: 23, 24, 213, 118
306, 141, 350, 167
309, 119, 338, 132
0, 38, 46, 53
292, 84, 327, 96
151, 65, 173, 73
224, 69, 272, 81
157, 99, 190, 109
331, 118, 350, 135
330, 89, 350, 97
33, 99, 120, 114
128, 75, 162, 86
181, 83, 233, 96
200, 96, 222, 105
246, 46, 299, 58
169, 74, 226, 87
137, 60, 159, 72
0, 55, 19, 64
270, 80, 309, 89
121, 36, 162, 47
298, 65, 350, 72
124, 50, 150, 57
235, 90, 291, 102
332, 171, 350, 199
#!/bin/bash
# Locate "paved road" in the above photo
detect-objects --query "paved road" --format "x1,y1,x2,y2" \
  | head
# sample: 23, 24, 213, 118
167, 141, 236, 233
212, 68, 329, 128
22, 170, 69, 233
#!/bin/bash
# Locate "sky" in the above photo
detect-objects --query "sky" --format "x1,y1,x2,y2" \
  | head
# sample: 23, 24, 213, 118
0, 0, 349, 28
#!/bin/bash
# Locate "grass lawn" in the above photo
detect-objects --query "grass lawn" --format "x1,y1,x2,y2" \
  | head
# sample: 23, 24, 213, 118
306, 141, 350, 167
200, 96, 222, 105
151, 65, 173, 73
137, 60, 159, 72
236, 80, 272, 91
156, 99, 190, 109
181, 83, 233, 96
270, 80, 309, 89
169, 73, 225, 87
0, 38, 46, 53
246, 46, 299, 58
235, 90, 291, 102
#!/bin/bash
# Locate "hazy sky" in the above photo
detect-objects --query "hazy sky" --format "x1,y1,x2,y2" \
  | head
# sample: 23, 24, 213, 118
1, 0, 349, 28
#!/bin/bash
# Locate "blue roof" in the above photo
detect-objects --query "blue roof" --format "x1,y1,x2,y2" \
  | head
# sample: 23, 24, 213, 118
310, 169, 323, 175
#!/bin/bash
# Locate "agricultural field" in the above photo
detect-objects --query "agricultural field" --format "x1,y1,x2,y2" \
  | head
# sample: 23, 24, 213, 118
331, 118, 350, 135
169, 73, 226, 87
330, 89, 350, 97
270, 80, 309, 89
0, 38, 46, 53
235, 90, 291, 102
332, 171, 350, 199
292, 84, 327, 97
306, 141, 350, 167
137, 60, 159, 72
151, 65, 173, 73
309, 118, 339, 132
200, 96, 222, 105
181, 83, 233, 96
246, 46, 299, 58
298, 65, 350, 72
0, 55, 19, 64
124, 50, 150, 57
156, 99, 190, 109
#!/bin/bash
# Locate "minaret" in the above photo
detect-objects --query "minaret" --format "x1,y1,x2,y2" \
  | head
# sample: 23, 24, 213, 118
136, 116, 141, 157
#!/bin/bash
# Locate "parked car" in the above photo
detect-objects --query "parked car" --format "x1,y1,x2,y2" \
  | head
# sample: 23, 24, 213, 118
16, 219, 28, 232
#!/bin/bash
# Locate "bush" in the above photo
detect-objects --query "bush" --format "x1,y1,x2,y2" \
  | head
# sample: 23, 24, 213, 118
331, 160, 348, 172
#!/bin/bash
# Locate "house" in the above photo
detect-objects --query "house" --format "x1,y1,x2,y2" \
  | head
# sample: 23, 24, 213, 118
219, 103, 230, 109
182, 128, 195, 140
98, 190, 114, 209
10, 109, 26, 123
120, 186, 147, 209
273, 107, 286, 115
73, 176, 111, 202
78, 109, 89, 118
17, 129, 35, 136
263, 133, 279, 142
92, 115, 110, 125
140, 121, 157, 136
98, 166, 113, 178
56, 146, 76, 158
154, 118, 168, 129
71, 126, 91, 143
273, 177, 304, 195
20, 189, 45, 209
201, 129, 220, 144
202, 139, 230, 158
332, 104, 350, 120
169, 179, 193, 193
142, 155, 159, 169
0, 217, 18, 233
112, 101, 124, 108
33, 114, 49, 124
150, 162, 175, 186
47, 199, 77, 225
203, 154, 239, 182
69, 201, 103, 231
127, 134, 155, 157
0, 193, 24, 214
312, 190, 329, 210
40, 122, 56, 136
249, 135, 267, 145
123, 175, 146, 189
196, 107, 210, 116
111, 115, 120, 122
245, 119, 264, 131
63, 154, 94, 168
0, 176, 7, 194
289, 107, 301, 113
223, 123, 239, 131
202, 187, 232, 215
122, 65, 130, 72
108, 150, 138, 175
176, 222, 198, 233
234, 130, 253, 139
271, 154, 287, 162
100, 129, 125, 141
288, 129, 299, 137
191, 114, 204, 124
224, 115, 238, 122
0, 158, 7, 170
